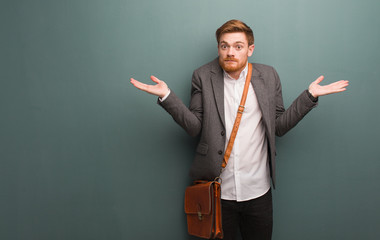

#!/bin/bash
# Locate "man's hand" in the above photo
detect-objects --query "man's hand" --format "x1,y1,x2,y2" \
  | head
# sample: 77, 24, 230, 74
130, 75, 169, 98
308, 76, 349, 98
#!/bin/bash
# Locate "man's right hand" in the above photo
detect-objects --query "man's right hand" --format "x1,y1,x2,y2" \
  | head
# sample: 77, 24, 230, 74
130, 75, 169, 98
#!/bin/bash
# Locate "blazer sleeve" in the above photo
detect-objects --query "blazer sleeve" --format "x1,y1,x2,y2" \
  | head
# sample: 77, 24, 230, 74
157, 71, 203, 137
273, 69, 318, 137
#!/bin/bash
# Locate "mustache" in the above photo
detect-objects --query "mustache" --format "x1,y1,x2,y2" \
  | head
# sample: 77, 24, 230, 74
223, 57, 238, 62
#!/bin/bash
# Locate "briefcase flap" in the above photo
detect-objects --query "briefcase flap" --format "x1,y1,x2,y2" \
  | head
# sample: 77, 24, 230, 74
184, 182, 214, 215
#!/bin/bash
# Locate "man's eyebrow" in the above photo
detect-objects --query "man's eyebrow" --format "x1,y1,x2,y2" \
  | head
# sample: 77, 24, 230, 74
220, 41, 245, 44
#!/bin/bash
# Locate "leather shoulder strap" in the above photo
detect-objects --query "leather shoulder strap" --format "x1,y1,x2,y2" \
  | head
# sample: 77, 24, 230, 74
222, 63, 252, 168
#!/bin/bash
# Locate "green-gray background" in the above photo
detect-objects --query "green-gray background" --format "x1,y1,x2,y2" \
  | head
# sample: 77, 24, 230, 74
1, 0, 379, 239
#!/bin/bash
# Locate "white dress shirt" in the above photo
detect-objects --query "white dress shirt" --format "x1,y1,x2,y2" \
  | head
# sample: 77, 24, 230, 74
220, 64, 271, 202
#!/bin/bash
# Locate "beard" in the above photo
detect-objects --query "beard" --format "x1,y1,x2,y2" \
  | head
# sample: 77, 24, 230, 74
219, 57, 247, 74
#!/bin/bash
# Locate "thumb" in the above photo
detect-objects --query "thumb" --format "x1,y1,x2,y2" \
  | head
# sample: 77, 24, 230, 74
313, 75, 324, 85
150, 75, 161, 84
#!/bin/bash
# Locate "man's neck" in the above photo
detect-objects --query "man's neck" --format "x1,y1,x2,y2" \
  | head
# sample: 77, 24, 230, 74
227, 71, 242, 80
224, 62, 248, 80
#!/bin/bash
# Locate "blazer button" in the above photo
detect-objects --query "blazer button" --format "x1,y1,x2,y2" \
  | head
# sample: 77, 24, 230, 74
221, 131, 225, 136
218, 150, 223, 155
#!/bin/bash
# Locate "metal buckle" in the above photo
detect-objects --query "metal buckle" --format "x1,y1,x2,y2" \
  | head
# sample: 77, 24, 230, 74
197, 204, 203, 221
197, 211, 203, 221
214, 177, 222, 184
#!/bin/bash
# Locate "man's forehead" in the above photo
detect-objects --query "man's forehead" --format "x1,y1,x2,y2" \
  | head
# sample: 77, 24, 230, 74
219, 32, 248, 44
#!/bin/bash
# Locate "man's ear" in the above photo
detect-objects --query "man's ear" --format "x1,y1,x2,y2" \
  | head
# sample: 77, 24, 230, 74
248, 44, 255, 57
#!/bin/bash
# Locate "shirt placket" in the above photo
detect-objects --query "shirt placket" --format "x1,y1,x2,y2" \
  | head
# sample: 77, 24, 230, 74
233, 79, 242, 200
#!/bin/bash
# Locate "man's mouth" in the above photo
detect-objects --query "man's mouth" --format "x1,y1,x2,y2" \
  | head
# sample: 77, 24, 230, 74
224, 58, 238, 63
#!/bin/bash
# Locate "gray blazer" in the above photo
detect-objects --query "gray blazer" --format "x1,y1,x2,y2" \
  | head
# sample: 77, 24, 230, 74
159, 58, 317, 186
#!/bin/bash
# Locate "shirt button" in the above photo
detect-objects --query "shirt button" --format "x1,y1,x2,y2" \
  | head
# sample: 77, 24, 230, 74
218, 150, 223, 155
221, 131, 225, 136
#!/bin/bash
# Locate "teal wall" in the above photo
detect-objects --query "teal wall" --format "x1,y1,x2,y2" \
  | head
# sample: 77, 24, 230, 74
1, 0, 379, 239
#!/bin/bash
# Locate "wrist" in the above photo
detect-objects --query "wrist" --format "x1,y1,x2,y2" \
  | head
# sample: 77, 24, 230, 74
159, 89, 171, 102
308, 88, 317, 98
307, 89, 318, 102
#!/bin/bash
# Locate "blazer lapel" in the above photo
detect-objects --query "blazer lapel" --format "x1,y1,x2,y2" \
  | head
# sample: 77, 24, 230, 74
210, 61, 226, 128
251, 65, 270, 130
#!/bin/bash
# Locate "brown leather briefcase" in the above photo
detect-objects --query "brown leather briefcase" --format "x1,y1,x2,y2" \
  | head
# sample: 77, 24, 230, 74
184, 180, 223, 239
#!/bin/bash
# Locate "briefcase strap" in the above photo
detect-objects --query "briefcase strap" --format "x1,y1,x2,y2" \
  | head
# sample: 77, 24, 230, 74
222, 63, 252, 168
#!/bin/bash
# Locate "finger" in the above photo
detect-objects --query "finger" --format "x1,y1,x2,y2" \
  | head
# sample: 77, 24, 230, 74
130, 78, 140, 86
338, 81, 349, 88
332, 88, 347, 93
329, 84, 348, 92
338, 80, 349, 87
332, 80, 349, 85
130, 78, 149, 91
150, 75, 161, 84
328, 80, 349, 88
130, 78, 144, 86
313, 75, 324, 85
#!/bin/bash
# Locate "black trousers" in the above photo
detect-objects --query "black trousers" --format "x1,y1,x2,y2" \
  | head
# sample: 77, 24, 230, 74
220, 189, 273, 240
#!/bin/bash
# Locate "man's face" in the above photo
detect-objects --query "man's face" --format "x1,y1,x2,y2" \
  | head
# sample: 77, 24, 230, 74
218, 32, 255, 77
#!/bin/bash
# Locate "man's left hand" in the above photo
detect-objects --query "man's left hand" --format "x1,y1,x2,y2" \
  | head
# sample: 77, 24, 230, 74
308, 76, 349, 98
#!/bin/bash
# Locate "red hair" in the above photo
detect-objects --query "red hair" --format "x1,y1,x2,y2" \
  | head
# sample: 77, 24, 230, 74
216, 19, 254, 45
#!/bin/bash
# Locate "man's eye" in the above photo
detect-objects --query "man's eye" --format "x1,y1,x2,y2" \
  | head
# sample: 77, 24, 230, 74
236, 45, 243, 50
221, 45, 228, 49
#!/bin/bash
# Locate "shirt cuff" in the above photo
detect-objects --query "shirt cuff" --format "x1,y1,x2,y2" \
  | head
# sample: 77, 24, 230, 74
158, 89, 171, 102
306, 90, 318, 102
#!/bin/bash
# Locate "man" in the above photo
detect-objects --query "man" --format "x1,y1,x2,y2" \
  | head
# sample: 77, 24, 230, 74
130, 20, 348, 240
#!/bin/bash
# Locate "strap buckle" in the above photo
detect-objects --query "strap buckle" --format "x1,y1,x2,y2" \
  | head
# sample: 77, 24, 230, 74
237, 105, 245, 114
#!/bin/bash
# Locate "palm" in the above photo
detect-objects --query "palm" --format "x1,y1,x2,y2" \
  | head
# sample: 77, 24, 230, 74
308, 76, 349, 97
130, 75, 169, 98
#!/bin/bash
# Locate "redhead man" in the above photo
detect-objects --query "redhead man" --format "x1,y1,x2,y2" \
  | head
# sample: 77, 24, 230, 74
130, 20, 348, 240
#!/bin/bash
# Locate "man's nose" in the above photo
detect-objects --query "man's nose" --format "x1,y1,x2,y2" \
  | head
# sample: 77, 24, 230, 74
227, 46, 235, 57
